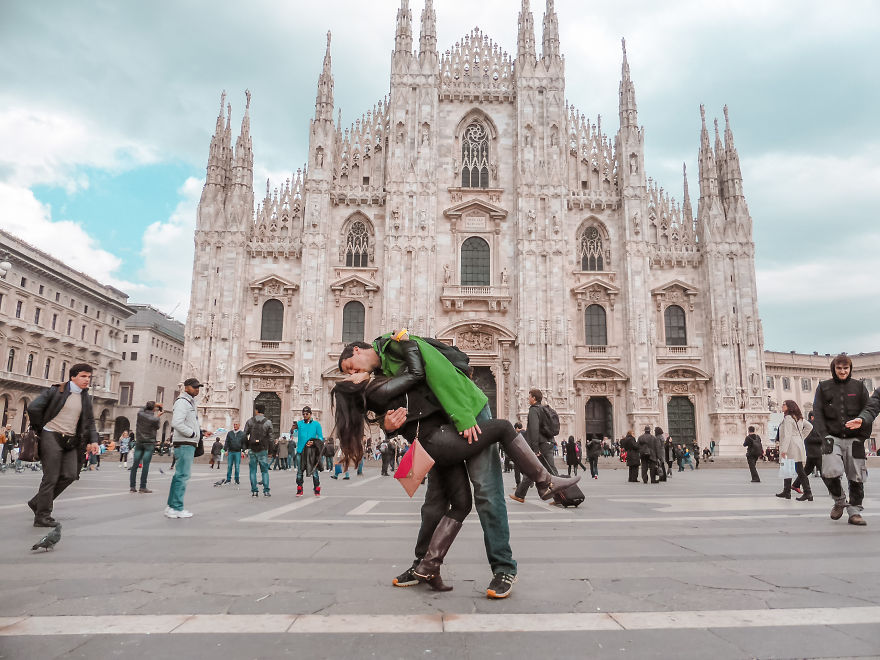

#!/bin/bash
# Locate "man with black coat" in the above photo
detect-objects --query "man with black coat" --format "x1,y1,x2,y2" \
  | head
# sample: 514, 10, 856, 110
637, 426, 657, 484
743, 426, 763, 483
653, 428, 667, 482
223, 422, 245, 485
131, 401, 161, 493
813, 354, 870, 526
26, 363, 98, 527
509, 389, 558, 502
621, 431, 640, 483
244, 404, 273, 498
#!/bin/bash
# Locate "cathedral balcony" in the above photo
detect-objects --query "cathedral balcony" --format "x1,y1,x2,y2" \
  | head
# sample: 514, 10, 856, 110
246, 340, 295, 359
656, 345, 702, 361
440, 285, 511, 313
573, 344, 621, 363
331, 186, 385, 207
567, 190, 620, 211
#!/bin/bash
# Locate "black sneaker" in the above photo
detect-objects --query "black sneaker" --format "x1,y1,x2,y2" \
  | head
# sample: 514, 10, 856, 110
486, 572, 517, 599
392, 566, 420, 587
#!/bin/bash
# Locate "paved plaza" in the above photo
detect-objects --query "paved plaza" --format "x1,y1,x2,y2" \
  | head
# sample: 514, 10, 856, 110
1, 459, 878, 659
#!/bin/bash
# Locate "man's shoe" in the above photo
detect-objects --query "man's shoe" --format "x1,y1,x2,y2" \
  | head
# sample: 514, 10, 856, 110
34, 516, 59, 528
176, 509, 193, 518
252, 492, 259, 497
343, 475, 350, 480
314, 487, 321, 497
130, 488, 137, 493
796, 494, 812, 502
296, 486, 303, 497
330, 475, 338, 479
164, 508, 181, 519
751, 479, 761, 483
508, 493, 525, 503
486, 573, 517, 599
775, 492, 791, 499
263, 492, 271, 497
392, 566, 420, 587
831, 503, 846, 520
848, 514, 867, 526
139, 488, 152, 494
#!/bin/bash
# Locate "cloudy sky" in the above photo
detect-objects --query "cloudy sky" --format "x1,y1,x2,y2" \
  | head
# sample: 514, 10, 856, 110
1, 0, 878, 353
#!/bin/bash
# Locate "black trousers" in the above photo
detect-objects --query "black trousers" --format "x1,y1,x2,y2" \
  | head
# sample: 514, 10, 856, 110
627, 465, 639, 482
381, 452, 391, 475
747, 454, 760, 482
513, 439, 556, 499
28, 431, 79, 518
792, 456, 822, 488
782, 461, 810, 496
641, 458, 657, 483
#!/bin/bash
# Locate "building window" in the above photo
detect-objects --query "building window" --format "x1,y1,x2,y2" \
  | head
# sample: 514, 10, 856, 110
96, 310, 100, 319
461, 121, 489, 188
766, 376, 774, 389
120, 383, 134, 407
15, 300, 22, 318
130, 352, 137, 361
782, 377, 791, 391
70, 298, 75, 308
123, 334, 128, 343
580, 227, 604, 271
342, 300, 365, 343
94, 329, 99, 344
260, 299, 284, 341
26, 353, 34, 376
81, 325, 86, 340
55, 292, 60, 302
345, 221, 369, 268
38, 285, 44, 295
585, 304, 607, 345
84, 304, 89, 314
60, 361, 67, 380
460, 236, 490, 286
20, 277, 26, 287
156, 386, 165, 404
801, 378, 811, 392
664, 305, 687, 346
67, 319, 72, 335
132, 334, 139, 343
34, 308, 41, 325
122, 352, 126, 360
43, 358, 51, 380
52, 313, 58, 330
6, 349, 14, 372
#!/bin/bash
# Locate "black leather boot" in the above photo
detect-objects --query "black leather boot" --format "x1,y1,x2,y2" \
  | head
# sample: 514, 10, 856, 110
413, 516, 462, 591
503, 433, 581, 500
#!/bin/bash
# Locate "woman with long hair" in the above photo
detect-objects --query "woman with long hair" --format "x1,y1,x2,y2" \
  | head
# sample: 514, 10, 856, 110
332, 340, 579, 590
776, 399, 814, 500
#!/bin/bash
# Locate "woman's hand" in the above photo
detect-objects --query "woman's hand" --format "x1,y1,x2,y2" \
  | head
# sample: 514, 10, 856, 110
383, 407, 408, 433
460, 424, 482, 444
344, 371, 370, 384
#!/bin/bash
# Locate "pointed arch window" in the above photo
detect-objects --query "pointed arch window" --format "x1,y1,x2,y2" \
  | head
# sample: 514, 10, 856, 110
260, 299, 284, 342
461, 237, 490, 286
580, 226, 604, 271
461, 122, 489, 189
585, 304, 607, 346
345, 221, 369, 267
664, 305, 687, 346
342, 301, 365, 344
6, 349, 14, 372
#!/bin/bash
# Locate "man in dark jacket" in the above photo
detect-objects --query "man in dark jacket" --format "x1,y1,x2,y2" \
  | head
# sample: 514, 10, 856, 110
621, 431, 640, 482
510, 389, 558, 502
131, 401, 161, 493
223, 422, 245, 485
244, 404, 273, 497
813, 354, 870, 526
26, 363, 98, 527
653, 428, 667, 482
743, 426, 763, 483
637, 426, 657, 484
586, 436, 602, 479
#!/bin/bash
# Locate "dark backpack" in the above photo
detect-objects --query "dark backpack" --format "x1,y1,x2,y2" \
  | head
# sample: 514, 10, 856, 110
749, 434, 763, 456
375, 335, 471, 375
538, 405, 561, 438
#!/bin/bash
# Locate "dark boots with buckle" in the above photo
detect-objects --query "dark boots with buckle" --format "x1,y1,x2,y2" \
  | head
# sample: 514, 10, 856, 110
503, 433, 581, 500
413, 516, 462, 591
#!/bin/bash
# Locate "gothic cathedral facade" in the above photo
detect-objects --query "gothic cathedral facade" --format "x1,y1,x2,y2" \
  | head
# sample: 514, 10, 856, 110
183, 0, 768, 454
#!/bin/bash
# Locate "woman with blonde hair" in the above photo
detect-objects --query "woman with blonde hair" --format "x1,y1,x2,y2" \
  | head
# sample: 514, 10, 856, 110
776, 400, 813, 501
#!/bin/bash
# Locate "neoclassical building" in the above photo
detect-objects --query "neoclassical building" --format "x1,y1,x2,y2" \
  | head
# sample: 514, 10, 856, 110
183, 0, 769, 454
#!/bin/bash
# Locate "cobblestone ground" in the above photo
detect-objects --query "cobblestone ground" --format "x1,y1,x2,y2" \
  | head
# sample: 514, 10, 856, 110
1, 458, 878, 659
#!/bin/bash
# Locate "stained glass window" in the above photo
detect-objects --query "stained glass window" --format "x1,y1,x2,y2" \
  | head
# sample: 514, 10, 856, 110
345, 221, 369, 267
461, 122, 489, 188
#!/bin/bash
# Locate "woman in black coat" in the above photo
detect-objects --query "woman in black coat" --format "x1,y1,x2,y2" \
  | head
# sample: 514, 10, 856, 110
564, 436, 580, 475
621, 431, 640, 483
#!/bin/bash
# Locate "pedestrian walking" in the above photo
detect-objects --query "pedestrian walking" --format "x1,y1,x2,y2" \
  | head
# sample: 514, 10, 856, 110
621, 430, 640, 483
775, 400, 812, 500
244, 404, 273, 497
118, 431, 131, 469
743, 426, 763, 483
509, 389, 560, 502
294, 406, 324, 497
586, 435, 601, 479
210, 435, 222, 469
164, 379, 202, 519
130, 401, 161, 493
564, 436, 580, 476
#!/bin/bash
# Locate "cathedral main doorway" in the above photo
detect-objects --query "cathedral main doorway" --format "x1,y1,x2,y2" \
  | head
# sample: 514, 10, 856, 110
667, 396, 696, 448
585, 397, 612, 439
254, 392, 281, 439
471, 366, 497, 419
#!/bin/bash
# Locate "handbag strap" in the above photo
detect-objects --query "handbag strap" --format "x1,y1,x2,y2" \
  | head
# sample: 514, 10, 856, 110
405, 394, 420, 443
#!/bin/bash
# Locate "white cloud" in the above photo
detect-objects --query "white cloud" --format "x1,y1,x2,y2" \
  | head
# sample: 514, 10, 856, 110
135, 177, 204, 320
0, 107, 158, 191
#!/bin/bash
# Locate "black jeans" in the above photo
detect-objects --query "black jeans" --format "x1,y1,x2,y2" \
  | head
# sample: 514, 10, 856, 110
747, 454, 760, 482
627, 465, 639, 482
782, 461, 810, 496
793, 456, 822, 488
29, 431, 78, 517
588, 457, 598, 478
641, 457, 657, 483
513, 439, 556, 499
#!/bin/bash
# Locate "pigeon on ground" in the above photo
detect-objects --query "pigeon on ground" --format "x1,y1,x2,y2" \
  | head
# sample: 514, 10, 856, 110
31, 523, 62, 551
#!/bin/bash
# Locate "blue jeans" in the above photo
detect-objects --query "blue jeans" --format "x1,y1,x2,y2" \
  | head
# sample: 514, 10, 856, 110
249, 450, 270, 493
129, 443, 155, 490
296, 454, 320, 489
226, 451, 241, 483
166, 445, 195, 511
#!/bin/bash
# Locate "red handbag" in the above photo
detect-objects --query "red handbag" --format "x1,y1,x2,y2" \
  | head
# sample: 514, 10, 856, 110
393, 438, 434, 497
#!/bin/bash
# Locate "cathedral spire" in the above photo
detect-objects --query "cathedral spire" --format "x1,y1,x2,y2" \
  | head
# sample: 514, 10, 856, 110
517, 0, 536, 60
682, 162, 693, 222
204, 90, 229, 186
418, 0, 437, 60
541, 0, 560, 59
394, 0, 413, 54
314, 31, 334, 122
232, 89, 253, 188
618, 38, 638, 131
723, 105, 745, 199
